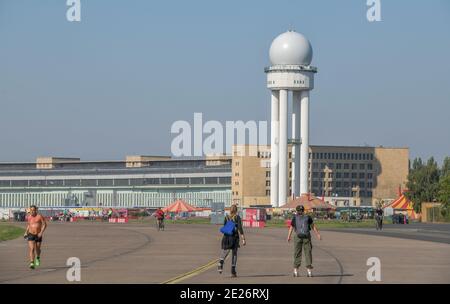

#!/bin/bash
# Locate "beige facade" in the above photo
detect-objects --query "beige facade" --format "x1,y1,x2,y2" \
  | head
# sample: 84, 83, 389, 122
372, 147, 409, 203
231, 145, 409, 207
125, 155, 171, 168
205, 154, 232, 167
36, 157, 80, 169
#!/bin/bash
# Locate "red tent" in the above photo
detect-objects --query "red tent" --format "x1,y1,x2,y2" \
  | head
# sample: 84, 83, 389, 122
162, 199, 198, 213
383, 194, 419, 220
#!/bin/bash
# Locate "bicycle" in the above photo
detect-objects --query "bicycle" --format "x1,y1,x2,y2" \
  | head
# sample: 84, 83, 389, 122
375, 215, 383, 230
157, 218, 165, 231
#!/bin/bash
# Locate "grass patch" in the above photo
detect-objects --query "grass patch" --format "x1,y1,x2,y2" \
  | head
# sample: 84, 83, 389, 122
265, 218, 378, 229
0, 225, 25, 241
165, 217, 211, 225
130, 217, 212, 225
131, 217, 380, 229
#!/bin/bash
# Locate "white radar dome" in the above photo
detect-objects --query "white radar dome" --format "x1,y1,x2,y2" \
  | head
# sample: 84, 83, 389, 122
269, 31, 313, 66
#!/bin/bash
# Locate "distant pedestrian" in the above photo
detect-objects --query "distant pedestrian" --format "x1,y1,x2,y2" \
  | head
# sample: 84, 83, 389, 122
287, 205, 321, 277
375, 206, 383, 230
218, 204, 246, 277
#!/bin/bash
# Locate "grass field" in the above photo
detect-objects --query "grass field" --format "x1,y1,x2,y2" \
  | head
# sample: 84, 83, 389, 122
264, 218, 379, 229
131, 216, 383, 229
0, 225, 25, 242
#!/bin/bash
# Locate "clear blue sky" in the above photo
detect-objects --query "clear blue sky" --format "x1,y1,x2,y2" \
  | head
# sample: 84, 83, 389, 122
1, 0, 449, 164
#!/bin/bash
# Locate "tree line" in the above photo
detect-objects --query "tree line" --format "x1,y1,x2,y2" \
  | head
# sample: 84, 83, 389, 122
405, 156, 450, 215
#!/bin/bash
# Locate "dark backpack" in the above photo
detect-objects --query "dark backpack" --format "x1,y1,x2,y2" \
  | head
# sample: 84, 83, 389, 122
295, 214, 311, 238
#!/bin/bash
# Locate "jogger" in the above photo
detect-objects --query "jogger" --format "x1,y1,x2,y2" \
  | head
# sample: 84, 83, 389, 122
24, 205, 47, 269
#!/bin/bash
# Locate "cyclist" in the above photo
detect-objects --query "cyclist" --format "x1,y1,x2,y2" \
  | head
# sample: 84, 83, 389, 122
154, 208, 165, 231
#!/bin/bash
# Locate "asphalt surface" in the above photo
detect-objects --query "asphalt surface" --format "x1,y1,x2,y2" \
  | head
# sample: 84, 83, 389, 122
0, 221, 449, 284
325, 223, 450, 244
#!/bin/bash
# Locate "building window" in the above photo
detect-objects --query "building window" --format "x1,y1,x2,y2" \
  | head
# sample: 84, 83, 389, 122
344, 172, 349, 178
370, 154, 374, 160
218, 177, 231, 184
266, 181, 270, 186
205, 177, 218, 184
235, 162, 239, 166
360, 164, 365, 170
336, 172, 342, 179
190, 177, 204, 184
359, 173, 365, 179
368, 182, 373, 188
336, 181, 342, 188
352, 163, 357, 170
175, 178, 189, 185
336, 163, 342, 170
368, 164, 373, 170
344, 163, 349, 170
312, 172, 319, 178
367, 191, 373, 197
321, 163, 326, 169
266, 190, 270, 196
266, 171, 270, 177
320, 172, 325, 178
368, 173, 373, 179
351, 173, 357, 179
359, 182, 365, 188
313, 162, 319, 169
343, 181, 349, 188
328, 163, 334, 169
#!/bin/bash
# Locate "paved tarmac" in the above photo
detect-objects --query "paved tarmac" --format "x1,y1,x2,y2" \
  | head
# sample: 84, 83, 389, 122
0, 221, 449, 284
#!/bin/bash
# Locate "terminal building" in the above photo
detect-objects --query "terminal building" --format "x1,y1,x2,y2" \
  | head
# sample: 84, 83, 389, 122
0, 156, 232, 208
231, 145, 409, 207
0, 145, 409, 209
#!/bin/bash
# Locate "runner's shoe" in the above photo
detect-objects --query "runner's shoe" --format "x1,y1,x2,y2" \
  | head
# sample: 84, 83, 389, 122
29, 262, 35, 269
293, 268, 299, 277
307, 268, 313, 277
35, 256, 40, 267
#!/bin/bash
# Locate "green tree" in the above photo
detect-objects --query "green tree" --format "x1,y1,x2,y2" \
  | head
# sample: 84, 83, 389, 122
440, 157, 450, 178
406, 157, 440, 212
438, 157, 450, 209
438, 175, 450, 206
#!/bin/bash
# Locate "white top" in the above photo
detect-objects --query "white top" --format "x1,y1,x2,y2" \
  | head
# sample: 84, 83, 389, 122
269, 31, 313, 66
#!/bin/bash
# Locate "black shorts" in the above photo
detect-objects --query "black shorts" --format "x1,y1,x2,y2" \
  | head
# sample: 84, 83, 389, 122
26, 234, 43, 243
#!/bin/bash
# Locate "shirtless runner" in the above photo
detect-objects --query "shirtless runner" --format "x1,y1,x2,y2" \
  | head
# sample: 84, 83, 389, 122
24, 205, 47, 269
